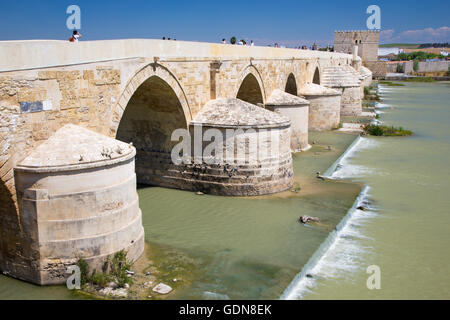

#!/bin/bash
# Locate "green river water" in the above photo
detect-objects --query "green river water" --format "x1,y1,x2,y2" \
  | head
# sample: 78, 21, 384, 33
0, 81, 448, 300
291, 81, 450, 300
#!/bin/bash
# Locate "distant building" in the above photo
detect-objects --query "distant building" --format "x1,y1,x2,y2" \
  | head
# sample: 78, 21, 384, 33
334, 30, 380, 63
378, 47, 402, 57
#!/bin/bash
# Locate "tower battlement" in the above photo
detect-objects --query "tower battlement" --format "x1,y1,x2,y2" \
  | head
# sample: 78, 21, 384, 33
334, 30, 380, 62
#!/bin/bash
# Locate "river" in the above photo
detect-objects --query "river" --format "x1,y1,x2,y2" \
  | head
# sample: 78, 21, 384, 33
284, 81, 450, 300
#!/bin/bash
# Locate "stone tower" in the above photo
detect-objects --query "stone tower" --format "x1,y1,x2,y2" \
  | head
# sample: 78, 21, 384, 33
334, 30, 380, 62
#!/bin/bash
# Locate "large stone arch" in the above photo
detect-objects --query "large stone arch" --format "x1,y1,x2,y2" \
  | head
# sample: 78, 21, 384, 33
285, 73, 298, 96
112, 64, 191, 186
235, 65, 266, 105
110, 63, 191, 137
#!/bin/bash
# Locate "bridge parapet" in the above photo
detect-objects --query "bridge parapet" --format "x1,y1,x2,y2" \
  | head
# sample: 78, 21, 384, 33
0, 39, 352, 72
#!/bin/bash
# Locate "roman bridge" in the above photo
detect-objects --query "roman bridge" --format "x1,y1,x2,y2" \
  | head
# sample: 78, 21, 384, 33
0, 39, 370, 285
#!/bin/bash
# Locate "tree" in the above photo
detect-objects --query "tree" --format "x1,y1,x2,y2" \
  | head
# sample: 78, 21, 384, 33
413, 60, 419, 72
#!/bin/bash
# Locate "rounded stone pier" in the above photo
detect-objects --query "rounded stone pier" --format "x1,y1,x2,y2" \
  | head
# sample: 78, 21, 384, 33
14, 124, 145, 285
184, 98, 294, 196
265, 89, 310, 152
359, 66, 373, 94
322, 66, 362, 116
298, 83, 342, 132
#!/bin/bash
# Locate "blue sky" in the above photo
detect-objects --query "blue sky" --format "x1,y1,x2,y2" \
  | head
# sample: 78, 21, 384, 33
0, 0, 449, 46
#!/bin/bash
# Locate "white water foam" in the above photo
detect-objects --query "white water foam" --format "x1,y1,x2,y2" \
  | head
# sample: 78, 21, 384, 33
281, 135, 380, 300
281, 186, 377, 300
371, 119, 382, 125
378, 87, 394, 93
324, 136, 379, 180
374, 103, 392, 109
203, 291, 231, 300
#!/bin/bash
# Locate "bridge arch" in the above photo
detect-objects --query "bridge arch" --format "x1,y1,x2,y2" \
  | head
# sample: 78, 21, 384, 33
112, 64, 191, 186
110, 63, 191, 137
312, 66, 321, 85
285, 73, 298, 96
235, 65, 265, 105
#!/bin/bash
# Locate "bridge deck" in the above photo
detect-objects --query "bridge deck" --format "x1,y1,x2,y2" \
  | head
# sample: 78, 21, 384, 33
0, 39, 351, 72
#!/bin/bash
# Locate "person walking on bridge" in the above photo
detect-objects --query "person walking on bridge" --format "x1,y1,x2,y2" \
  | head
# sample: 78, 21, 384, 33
69, 30, 82, 42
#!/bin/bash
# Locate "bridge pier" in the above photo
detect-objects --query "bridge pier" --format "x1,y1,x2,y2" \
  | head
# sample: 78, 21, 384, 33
265, 89, 310, 152
359, 66, 373, 95
298, 83, 342, 132
182, 98, 294, 196
12, 124, 144, 285
322, 66, 363, 116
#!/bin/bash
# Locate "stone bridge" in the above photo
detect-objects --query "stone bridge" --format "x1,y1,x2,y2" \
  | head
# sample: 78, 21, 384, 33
0, 39, 370, 285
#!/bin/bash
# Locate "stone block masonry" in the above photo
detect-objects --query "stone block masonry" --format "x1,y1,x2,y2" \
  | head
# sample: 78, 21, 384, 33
12, 125, 144, 285
265, 89, 310, 152
321, 66, 363, 116
334, 30, 380, 63
136, 98, 294, 196
298, 83, 342, 132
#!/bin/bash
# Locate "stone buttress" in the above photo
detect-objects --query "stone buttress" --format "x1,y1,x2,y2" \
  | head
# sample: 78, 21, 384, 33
321, 66, 362, 116
359, 66, 373, 94
298, 83, 342, 132
181, 98, 294, 196
12, 124, 145, 285
265, 89, 310, 152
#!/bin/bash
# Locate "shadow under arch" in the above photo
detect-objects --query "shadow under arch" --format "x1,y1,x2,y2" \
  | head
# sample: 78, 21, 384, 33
110, 63, 192, 137
235, 65, 265, 106
313, 67, 321, 85
0, 178, 22, 273
285, 73, 298, 96
116, 74, 188, 186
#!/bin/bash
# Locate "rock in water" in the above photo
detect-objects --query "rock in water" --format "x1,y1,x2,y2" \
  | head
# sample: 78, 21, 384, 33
153, 283, 173, 295
299, 216, 320, 224
316, 172, 326, 181
99, 287, 128, 298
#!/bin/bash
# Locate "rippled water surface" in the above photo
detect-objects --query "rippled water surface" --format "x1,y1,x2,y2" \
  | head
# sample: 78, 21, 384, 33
295, 82, 450, 300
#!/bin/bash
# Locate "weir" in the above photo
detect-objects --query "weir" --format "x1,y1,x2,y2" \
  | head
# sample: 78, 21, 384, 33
0, 39, 371, 285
